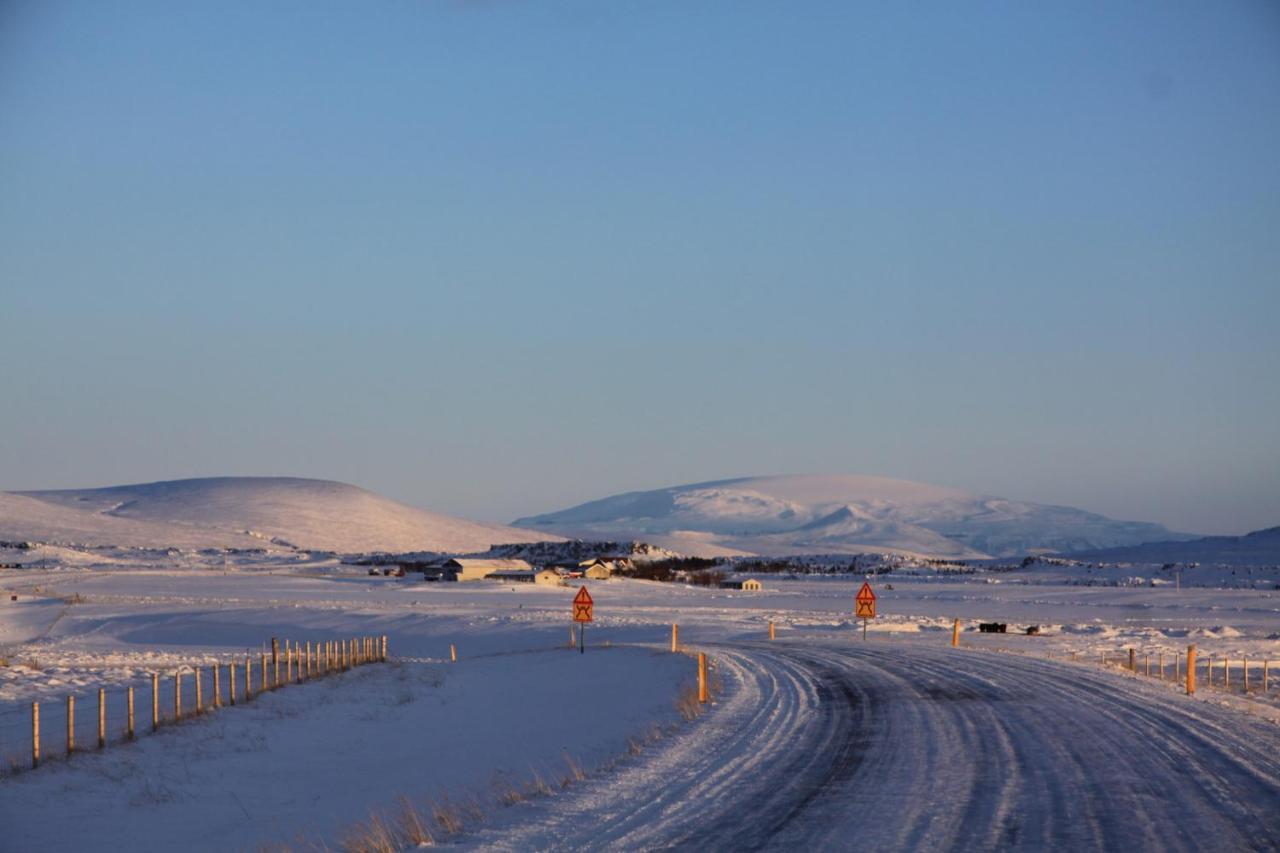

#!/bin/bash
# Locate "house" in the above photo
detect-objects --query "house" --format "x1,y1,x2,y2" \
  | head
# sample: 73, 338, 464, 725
579, 556, 632, 580
742, 578, 762, 591
442, 558, 535, 582
534, 568, 563, 586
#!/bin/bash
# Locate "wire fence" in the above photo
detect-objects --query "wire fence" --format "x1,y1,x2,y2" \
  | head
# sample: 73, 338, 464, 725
1095, 646, 1275, 697
967, 638, 1275, 701
0, 635, 386, 777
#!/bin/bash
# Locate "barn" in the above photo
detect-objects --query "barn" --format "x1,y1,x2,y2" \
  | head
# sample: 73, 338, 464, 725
443, 558, 535, 582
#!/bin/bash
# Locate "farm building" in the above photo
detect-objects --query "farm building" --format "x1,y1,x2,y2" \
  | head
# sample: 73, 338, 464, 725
719, 578, 763, 591
579, 557, 632, 579
485, 569, 536, 583
443, 558, 535, 582
534, 568, 563, 586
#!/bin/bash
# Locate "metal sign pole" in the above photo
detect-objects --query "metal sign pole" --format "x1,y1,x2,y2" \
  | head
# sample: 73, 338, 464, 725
580, 623, 585, 655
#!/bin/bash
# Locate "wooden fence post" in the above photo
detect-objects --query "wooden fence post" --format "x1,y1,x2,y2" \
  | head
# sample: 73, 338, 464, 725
1224, 658, 1230, 690
1186, 644, 1197, 695
271, 637, 279, 669
672, 624, 679, 653
285, 644, 292, 684
66, 695, 75, 757
31, 702, 40, 769
1159, 651, 1164, 680
305, 641, 311, 679
450, 644, 457, 663
127, 686, 135, 740
273, 649, 280, 689
98, 688, 106, 749
1128, 648, 1136, 672
195, 667, 203, 715
769, 621, 775, 640
152, 673, 159, 731
1264, 659, 1269, 692
1244, 656, 1249, 693
229, 663, 237, 705
697, 653, 708, 704
244, 656, 252, 700
1144, 653, 1150, 677
381, 635, 387, 662
175, 671, 182, 720
1207, 655, 1213, 686
214, 665, 222, 708
952, 618, 961, 648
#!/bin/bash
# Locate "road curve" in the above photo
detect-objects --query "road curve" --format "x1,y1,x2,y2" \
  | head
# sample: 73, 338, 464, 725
467, 640, 1280, 852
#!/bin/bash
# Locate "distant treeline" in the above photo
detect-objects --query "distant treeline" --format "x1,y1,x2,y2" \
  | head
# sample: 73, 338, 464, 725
620, 557, 722, 584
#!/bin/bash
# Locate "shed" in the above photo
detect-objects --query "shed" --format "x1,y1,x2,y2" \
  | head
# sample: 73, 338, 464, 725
584, 564, 614, 580
741, 579, 763, 591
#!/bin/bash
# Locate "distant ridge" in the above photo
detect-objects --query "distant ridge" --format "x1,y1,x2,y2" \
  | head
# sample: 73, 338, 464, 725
514, 474, 1193, 559
1060, 526, 1280, 566
3, 477, 561, 554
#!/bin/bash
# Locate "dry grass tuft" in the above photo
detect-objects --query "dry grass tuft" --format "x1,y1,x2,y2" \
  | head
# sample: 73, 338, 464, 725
527, 767, 554, 797
397, 796, 434, 847
431, 796, 465, 835
563, 752, 586, 786
341, 813, 399, 853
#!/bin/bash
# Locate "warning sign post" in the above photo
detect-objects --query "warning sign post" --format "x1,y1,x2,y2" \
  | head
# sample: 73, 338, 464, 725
855, 582, 876, 641
572, 587, 594, 654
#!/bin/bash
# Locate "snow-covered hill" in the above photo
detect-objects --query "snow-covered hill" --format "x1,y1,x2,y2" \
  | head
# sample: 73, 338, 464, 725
512, 474, 1192, 559
4, 477, 561, 554
1062, 526, 1280, 566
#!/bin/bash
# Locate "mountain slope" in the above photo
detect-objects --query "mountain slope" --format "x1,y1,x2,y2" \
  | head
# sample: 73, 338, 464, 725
5, 477, 560, 553
1061, 526, 1280, 566
513, 474, 1191, 559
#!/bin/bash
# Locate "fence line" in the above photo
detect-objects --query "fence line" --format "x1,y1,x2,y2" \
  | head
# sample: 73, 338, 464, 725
953, 628, 1275, 702
0, 634, 387, 777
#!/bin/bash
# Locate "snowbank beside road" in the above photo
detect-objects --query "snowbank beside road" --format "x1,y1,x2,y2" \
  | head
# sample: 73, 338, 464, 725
1, 647, 691, 852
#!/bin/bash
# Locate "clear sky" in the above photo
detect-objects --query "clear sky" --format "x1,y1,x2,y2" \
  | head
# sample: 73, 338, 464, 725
1, 1, 1277, 535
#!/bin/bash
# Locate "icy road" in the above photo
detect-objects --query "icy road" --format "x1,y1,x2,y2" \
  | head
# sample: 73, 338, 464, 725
470, 641, 1280, 851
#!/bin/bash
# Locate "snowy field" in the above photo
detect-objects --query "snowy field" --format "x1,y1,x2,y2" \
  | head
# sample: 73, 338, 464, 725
1, 557, 1279, 850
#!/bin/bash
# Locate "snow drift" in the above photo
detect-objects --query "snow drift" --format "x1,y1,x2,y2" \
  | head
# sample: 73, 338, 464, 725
4, 477, 561, 554
513, 474, 1191, 559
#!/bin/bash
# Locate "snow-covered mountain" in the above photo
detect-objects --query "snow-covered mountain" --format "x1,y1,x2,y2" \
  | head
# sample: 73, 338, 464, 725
512, 474, 1193, 559
3, 477, 561, 554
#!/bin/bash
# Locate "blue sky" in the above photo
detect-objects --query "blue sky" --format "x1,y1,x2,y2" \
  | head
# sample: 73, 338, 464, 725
1, 1, 1277, 534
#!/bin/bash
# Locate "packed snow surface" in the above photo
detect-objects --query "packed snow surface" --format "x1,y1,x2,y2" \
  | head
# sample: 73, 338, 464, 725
514, 474, 1191, 559
4, 477, 561, 553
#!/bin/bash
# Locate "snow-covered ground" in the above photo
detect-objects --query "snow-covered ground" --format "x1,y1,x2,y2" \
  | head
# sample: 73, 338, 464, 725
1, 557, 1278, 850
